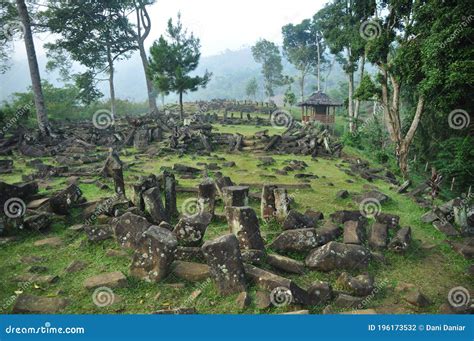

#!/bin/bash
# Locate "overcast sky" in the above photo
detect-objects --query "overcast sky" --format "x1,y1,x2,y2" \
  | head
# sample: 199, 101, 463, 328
149, 0, 328, 56
13, 0, 328, 59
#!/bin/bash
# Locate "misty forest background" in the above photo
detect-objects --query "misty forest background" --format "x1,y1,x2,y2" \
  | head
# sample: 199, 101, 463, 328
0, 0, 473, 198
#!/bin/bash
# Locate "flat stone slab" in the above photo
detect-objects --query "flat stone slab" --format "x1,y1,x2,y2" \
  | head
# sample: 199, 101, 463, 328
433, 220, 459, 237
34, 237, 64, 247
266, 254, 305, 275
12, 294, 69, 314
83, 271, 127, 290
14, 274, 59, 284
65, 260, 88, 273
171, 261, 210, 282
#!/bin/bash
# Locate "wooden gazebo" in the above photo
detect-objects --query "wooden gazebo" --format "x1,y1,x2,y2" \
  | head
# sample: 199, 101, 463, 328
297, 91, 342, 125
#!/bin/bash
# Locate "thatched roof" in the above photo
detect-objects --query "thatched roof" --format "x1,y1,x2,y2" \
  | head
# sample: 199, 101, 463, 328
297, 91, 343, 107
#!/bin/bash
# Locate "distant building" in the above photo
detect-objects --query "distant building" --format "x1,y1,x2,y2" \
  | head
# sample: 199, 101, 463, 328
297, 91, 342, 125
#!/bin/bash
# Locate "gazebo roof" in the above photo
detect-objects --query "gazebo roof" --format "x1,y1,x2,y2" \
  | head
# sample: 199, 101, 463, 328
297, 91, 343, 107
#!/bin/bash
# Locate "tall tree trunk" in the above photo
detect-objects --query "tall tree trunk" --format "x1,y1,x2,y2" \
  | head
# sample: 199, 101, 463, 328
135, 3, 157, 114
300, 72, 305, 102
379, 64, 425, 178
354, 53, 365, 124
16, 0, 50, 135
348, 71, 354, 133
106, 45, 116, 119
300, 72, 305, 118
316, 35, 321, 92
138, 43, 157, 114
398, 96, 425, 178
179, 91, 184, 120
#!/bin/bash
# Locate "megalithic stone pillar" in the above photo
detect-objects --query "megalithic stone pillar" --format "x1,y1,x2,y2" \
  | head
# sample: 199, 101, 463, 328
215, 174, 234, 197
261, 185, 277, 220
102, 148, 125, 196
453, 198, 468, 233
222, 186, 249, 208
226, 206, 265, 251
142, 187, 167, 224
130, 226, 178, 282
198, 178, 216, 217
274, 188, 290, 222
163, 171, 177, 219
202, 234, 247, 296
131, 174, 160, 210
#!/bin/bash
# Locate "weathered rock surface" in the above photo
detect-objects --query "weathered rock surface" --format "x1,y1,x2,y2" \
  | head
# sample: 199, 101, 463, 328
171, 261, 210, 282
244, 264, 309, 305
337, 272, 374, 296
202, 234, 247, 296
173, 213, 212, 246
84, 224, 113, 242
266, 253, 305, 274
305, 242, 371, 271
388, 227, 411, 252
114, 212, 152, 249
130, 226, 178, 282
225, 206, 265, 251
369, 222, 388, 249
270, 225, 341, 253
13, 294, 69, 314
83, 271, 127, 289
282, 210, 317, 230
343, 220, 366, 245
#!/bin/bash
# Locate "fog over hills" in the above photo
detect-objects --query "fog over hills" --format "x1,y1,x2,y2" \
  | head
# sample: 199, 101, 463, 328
0, 45, 350, 105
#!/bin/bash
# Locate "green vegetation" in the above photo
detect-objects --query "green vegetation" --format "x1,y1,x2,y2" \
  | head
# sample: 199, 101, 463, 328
0, 135, 470, 314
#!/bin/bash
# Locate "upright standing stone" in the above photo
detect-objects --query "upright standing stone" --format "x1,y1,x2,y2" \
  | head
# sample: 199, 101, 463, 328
388, 227, 411, 252
131, 174, 160, 210
198, 178, 216, 217
50, 184, 82, 215
453, 198, 468, 232
142, 187, 167, 224
261, 185, 277, 220
163, 171, 177, 219
114, 212, 152, 249
215, 174, 234, 196
173, 213, 212, 246
130, 226, 178, 282
225, 206, 265, 251
343, 220, 366, 245
274, 188, 290, 221
369, 222, 388, 249
222, 186, 249, 207
102, 149, 125, 196
133, 128, 150, 150
202, 234, 247, 296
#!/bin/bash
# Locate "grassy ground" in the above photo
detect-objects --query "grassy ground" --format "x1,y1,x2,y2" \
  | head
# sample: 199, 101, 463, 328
0, 124, 471, 315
